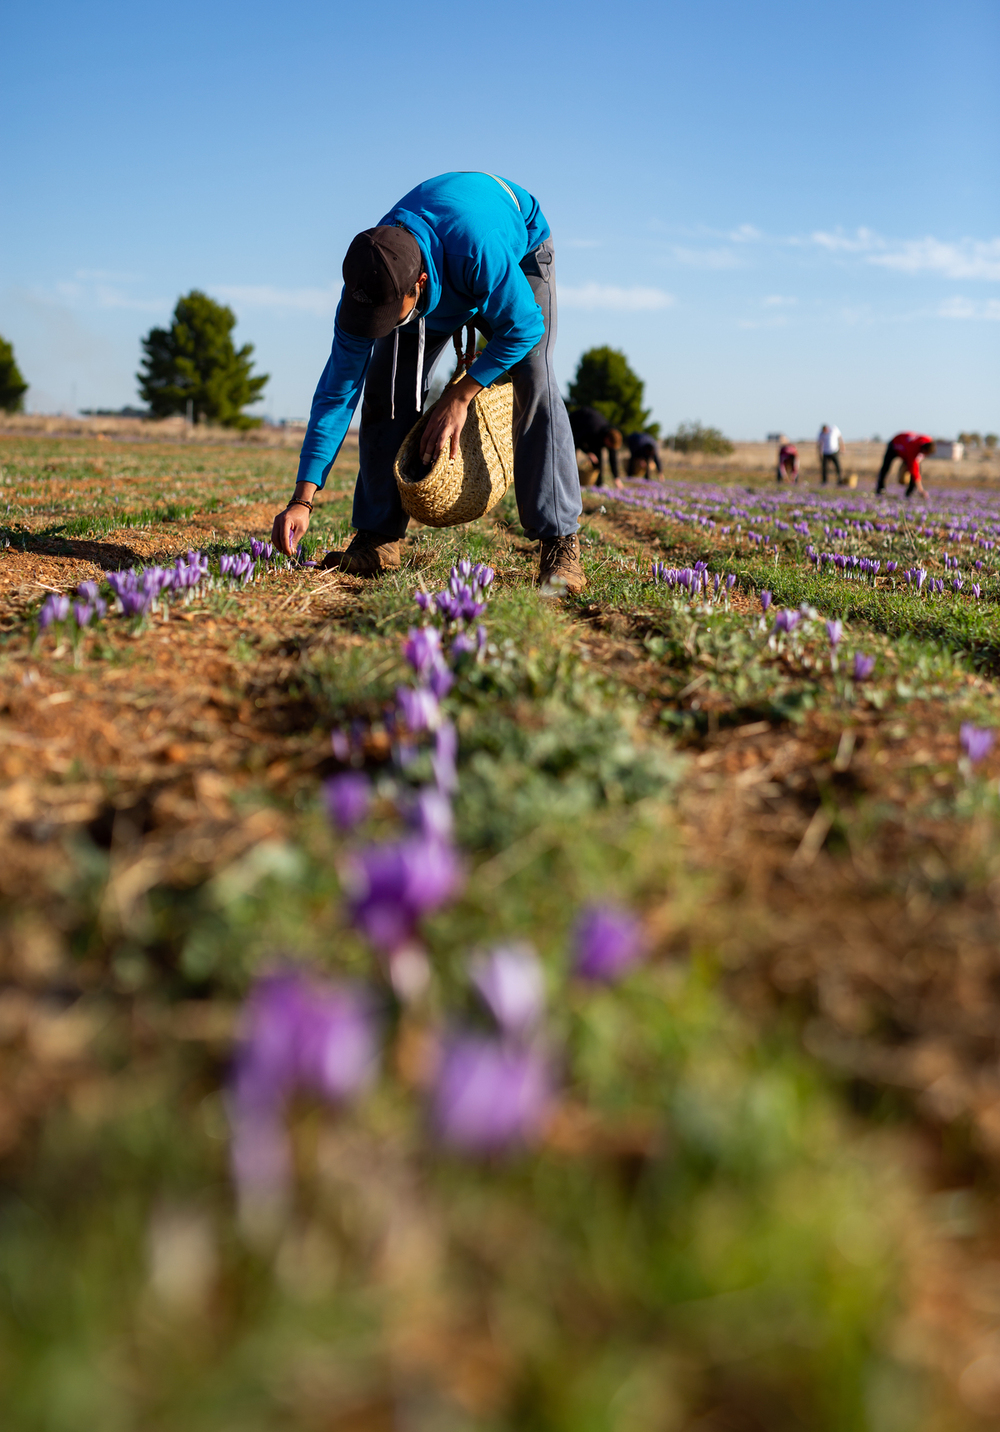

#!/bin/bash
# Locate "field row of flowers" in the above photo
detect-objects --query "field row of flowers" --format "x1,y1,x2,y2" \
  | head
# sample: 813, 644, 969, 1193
35, 539, 289, 635
230, 558, 645, 1218
608, 477, 1000, 604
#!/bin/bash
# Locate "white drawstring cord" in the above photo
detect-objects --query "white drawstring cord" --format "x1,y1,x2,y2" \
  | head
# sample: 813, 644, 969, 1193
415, 315, 425, 412
390, 328, 399, 421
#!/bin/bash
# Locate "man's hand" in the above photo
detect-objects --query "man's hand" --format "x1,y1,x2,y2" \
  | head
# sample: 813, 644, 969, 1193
271, 482, 318, 558
420, 374, 483, 466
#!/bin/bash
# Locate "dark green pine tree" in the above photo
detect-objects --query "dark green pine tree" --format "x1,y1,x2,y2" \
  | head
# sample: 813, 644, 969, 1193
0, 334, 28, 413
137, 291, 269, 429
567, 346, 657, 436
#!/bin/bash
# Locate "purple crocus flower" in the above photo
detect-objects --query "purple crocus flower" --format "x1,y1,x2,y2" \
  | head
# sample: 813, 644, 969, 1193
403, 626, 443, 679
38, 593, 70, 628
345, 834, 463, 953
432, 1034, 552, 1154
431, 721, 458, 794
471, 943, 545, 1038
451, 632, 476, 659
414, 590, 431, 612
323, 771, 371, 830
409, 786, 454, 841
427, 663, 454, 700
760, 590, 772, 613
73, 601, 94, 627
726, 574, 736, 591
76, 580, 101, 603
826, 619, 843, 646
852, 653, 876, 680
230, 971, 379, 1202
396, 684, 440, 733
960, 723, 994, 764
573, 904, 645, 982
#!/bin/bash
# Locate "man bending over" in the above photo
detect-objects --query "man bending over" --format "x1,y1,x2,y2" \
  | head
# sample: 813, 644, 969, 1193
271, 172, 586, 593
875, 432, 934, 498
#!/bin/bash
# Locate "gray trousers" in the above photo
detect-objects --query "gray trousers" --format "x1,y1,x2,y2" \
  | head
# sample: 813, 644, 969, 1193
351, 238, 582, 542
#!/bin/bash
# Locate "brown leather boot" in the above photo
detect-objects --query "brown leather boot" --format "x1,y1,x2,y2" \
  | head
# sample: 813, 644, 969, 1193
537, 534, 586, 594
321, 530, 402, 577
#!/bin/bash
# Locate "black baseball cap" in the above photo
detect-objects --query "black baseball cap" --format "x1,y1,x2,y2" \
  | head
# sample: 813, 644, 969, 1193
339, 225, 423, 339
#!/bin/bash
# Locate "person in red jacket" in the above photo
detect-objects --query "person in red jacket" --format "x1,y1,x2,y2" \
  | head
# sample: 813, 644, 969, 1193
875, 432, 934, 497
776, 442, 799, 483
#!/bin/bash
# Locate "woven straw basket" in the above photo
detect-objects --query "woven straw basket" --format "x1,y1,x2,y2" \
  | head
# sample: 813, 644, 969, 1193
394, 326, 514, 528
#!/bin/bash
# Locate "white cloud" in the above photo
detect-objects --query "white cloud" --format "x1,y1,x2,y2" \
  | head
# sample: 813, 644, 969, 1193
729, 224, 763, 243
213, 283, 340, 317
558, 282, 675, 311
762, 294, 797, 307
667, 245, 744, 270
870, 238, 1000, 281
938, 296, 1000, 320
811, 229, 1000, 280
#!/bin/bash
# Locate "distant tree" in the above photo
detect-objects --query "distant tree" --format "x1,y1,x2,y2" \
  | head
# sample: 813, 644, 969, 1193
959, 431, 982, 449
137, 291, 268, 428
567, 346, 658, 436
986, 434, 998, 451
0, 334, 28, 413
668, 421, 735, 456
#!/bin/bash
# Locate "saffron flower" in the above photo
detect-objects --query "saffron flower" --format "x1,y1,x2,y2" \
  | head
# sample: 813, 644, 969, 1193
471, 943, 545, 1038
229, 971, 379, 1202
323, 771, 371, 831
432, 1034, 552, 1154
573, 904, 645, 983
960, 723, 994, 765
396, 685, 440, 733
826, 619, 843, 646
38, 594, 70, 628
431, 722, 458, 794
403, 626, 444, 679
852, 653, 875, 681
345, 834, 463, 953
760, 590, 772, 613
409, 787, 453, 841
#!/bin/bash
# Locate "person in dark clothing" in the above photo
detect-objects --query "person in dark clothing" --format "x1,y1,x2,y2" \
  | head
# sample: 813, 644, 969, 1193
626, 431, 662, 478
569, 406, 622, 487
776, 442, 799, 483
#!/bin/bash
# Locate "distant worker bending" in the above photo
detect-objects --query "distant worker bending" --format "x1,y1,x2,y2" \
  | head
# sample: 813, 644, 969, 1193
776, 442, 799, 483
626, 431, 662, 478
875, 432, 934, 499
569, 406, 623, 488
816, 424, 844, 485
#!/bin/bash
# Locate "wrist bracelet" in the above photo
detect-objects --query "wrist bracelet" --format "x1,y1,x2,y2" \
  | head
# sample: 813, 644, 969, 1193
287, 498, 314, 512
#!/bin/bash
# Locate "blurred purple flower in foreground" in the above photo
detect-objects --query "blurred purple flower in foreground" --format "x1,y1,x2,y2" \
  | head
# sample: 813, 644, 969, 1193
38, 594, 70, 629
397, 685, 440, 733
345, 835, 463, 954
852, 653, 875, 681
826, 620, 843, 647
471, 943, 545, 1038
759, 590, 772, 613
230, 970, 378, 1202
409, 787, 454, 841
432, 722, 459, 794
323, 771, 371, 831
403, 626, 444, 680
432, 1034, 552, 1154
573, 904, 645, 983
960, 723, 994, 765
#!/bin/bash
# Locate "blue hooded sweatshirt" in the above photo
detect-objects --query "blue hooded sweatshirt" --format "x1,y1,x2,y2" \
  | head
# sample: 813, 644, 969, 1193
295, 172, 551, 489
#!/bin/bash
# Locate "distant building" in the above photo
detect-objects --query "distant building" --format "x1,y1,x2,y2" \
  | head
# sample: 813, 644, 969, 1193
933, 441, 965, 461
766, 431, 786, 443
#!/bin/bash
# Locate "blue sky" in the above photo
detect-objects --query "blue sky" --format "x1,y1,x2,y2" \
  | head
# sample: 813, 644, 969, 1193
2, 0, 997, 439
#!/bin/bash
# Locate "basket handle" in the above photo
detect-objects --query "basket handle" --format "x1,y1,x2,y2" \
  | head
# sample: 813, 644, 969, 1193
452, 323, 478, 371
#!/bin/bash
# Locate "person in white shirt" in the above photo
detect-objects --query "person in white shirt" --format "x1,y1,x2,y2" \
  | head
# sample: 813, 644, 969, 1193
816, 424, 844, 486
